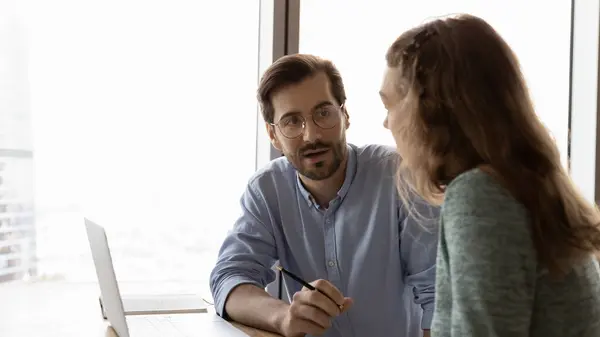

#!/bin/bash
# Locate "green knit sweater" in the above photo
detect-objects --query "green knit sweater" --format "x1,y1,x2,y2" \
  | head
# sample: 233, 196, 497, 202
430, 168, 600, 337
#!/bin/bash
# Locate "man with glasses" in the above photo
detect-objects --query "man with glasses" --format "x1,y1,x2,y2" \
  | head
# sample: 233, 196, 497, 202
210, 54, 438, 337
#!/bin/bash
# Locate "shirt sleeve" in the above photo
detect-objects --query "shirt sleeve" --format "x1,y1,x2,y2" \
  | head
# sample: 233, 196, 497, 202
209, 183, 278, 318
400, 196, 439, 330
442, 179, 537, 336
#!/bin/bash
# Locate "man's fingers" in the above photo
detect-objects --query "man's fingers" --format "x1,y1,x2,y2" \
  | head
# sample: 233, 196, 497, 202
310, 290, 342, 317
293, 290, 340, 317
288, 289, 354, 336
310, 279, 345, 307
292, 304, 332, 330
340, 297, 354, 313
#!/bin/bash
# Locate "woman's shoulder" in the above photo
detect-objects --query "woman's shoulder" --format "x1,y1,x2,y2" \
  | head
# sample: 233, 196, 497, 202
441, 168, 533, 253
443, 167, 529, 224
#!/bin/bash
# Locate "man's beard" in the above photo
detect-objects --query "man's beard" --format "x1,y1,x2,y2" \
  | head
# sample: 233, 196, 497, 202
284, 140, 346, 181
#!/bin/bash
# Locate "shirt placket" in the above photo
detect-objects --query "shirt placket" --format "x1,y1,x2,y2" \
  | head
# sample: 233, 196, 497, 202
322, 199, 355, 337
323, 210, 339, 282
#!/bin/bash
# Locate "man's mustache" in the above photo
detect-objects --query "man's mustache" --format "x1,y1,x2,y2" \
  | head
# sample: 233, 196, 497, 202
299, 142, 331, 155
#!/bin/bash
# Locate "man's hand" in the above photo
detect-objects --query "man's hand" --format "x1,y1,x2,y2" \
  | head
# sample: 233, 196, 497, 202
276, 279, 353, 337
423, 329, 431, 337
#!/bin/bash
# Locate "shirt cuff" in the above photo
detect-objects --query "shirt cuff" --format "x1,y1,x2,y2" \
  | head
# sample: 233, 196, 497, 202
421, 309, 433, 330
214, 275, 264, 319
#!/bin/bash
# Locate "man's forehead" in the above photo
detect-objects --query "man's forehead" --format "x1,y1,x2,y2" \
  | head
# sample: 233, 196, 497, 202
271, 72, 335, 117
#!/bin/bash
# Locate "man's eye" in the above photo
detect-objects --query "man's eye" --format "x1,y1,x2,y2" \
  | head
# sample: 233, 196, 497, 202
282, 116, 301, 126
317, 109, 331, 117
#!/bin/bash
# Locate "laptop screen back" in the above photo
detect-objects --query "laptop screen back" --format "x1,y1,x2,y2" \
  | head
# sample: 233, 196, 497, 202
85, 218, 130, 337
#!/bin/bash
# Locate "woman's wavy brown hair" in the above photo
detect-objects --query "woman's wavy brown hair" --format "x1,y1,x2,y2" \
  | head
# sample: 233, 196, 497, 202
387, 14, 600, 276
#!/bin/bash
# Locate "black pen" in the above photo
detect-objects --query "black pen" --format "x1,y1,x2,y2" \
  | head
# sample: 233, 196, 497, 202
275, 265, 344, 310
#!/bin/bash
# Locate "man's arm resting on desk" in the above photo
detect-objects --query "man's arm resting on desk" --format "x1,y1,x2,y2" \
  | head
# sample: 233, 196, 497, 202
224, 281, 352, 337
224, 284, 289, 334
211, 184, 348, 336
210, 183, 286, 332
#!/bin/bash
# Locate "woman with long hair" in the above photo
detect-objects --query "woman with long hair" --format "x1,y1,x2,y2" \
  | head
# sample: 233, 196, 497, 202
380, 14, 600, 336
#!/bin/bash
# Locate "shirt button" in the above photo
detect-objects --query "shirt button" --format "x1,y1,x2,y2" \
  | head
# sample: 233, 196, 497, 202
328, 261, 335, 267
325, 219, 331, 224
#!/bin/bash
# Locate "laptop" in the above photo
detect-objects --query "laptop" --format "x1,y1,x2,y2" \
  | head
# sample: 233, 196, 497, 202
84, 218, 249, 337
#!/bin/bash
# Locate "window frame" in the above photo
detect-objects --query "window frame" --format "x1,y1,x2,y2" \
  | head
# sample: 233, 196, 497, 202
256, 0, 299, 301
569, 0, 600, 204
276, 0, 600, 206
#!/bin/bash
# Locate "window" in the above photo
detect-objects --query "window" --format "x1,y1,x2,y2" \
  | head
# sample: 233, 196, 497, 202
299, 0, 572, 168
1, 0, 261, 292
0, 0, 587, 294
0, 0, 35, 283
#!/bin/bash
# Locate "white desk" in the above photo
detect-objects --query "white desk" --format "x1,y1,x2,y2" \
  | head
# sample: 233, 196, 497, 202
0, 281, 280, 337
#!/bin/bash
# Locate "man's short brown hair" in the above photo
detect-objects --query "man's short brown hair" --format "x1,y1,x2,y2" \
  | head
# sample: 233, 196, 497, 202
257, 54, 347, 124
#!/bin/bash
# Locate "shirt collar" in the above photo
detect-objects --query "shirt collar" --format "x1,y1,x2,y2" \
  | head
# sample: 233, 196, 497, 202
296, 144, 357, 209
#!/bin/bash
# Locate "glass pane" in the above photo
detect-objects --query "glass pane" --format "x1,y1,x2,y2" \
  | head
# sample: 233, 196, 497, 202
299, 1, 572, 167
1, 0, 260, 291
0, 0, 35, 283
0, 156, 35, 282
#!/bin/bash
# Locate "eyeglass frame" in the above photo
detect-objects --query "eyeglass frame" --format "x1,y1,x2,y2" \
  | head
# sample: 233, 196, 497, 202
269, 103, 345, 139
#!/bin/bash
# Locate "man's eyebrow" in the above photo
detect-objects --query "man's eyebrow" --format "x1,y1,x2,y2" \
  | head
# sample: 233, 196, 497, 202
278, 101, 334, 121
311, 101, 334, 111
278, 110, 301, 120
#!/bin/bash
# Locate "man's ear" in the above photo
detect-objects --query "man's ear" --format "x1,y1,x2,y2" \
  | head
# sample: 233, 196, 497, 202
266, 122, 282, 151
343, 106, 350, 130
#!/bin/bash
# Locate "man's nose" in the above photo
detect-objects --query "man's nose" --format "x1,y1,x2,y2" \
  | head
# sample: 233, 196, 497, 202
302, 119, 322, 143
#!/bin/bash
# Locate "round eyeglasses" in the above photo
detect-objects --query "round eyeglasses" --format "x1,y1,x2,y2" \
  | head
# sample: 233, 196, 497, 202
270, 104, 344, 139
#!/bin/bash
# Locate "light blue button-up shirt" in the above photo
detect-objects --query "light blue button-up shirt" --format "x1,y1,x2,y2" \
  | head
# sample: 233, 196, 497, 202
210, 144, 439, 337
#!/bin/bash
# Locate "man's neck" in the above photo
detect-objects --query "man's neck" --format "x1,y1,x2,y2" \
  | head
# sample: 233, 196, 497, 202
300, 155, 348, 208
